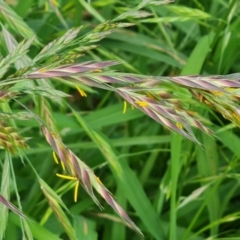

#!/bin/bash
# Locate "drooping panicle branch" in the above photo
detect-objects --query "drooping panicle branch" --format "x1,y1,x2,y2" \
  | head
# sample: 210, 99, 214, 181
41, 126, 143, 235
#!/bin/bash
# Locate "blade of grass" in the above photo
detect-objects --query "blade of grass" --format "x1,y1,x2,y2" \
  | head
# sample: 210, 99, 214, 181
0, 154, 10, 240
181, 32, 215, 75
169, 133, 182, 240
196, 133, 219, 237
9, 213, 62, 240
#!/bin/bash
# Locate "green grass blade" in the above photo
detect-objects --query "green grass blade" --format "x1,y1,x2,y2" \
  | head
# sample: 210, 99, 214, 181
181, 32, 215, 75
0, 154, 10, 240
9, 213, 62, 240
169, 133, 182, 240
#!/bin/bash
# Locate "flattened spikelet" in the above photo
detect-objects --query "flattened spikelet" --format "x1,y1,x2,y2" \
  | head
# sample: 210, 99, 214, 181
41, 126, 143, 235
0, 122, 28, 154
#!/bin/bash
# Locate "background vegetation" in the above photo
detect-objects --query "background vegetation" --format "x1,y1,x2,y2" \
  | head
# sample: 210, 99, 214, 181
0, 0, 240, 239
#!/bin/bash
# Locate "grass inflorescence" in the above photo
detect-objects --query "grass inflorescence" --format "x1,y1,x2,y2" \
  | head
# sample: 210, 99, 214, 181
1, 0, 240, 239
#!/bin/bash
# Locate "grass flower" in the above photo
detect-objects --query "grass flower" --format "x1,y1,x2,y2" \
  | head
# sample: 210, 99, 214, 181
76, 85, 87, 97
0, 123, 28, 154
42, 126, 143, 235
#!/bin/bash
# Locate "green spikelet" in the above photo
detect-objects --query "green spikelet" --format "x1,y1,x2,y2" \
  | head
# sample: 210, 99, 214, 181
0, 122, 28, 154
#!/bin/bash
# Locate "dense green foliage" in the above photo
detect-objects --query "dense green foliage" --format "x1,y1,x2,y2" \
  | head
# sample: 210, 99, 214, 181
1, 0, 240, 239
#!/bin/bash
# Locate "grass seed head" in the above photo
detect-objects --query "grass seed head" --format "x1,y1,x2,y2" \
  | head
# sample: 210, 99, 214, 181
42, 125, 143, 235
0, 123, 28, 154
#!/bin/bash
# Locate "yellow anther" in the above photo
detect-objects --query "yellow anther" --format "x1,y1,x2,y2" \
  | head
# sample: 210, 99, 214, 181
176, 122, 183, 129
135, 101, 149, 107
96, 177, 103, 185
74, 181, 80, 202
38, 67, 47, 73
123, 101, 127, 114
52, 150, 65, 170
60, 160, 66, 171
225, 87, 236, 92
210, 91, 224, 97
53, 151, 59, 164
76, 85, 87, 97
56, 173, 80, 202
89, 69, 102, 73
56, 173, 77, 180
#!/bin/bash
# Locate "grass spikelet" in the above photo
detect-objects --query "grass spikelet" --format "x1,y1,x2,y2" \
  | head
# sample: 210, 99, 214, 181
0, 1, 40, 45
27, 61, 119, 79
0, 37, 34, 79
20, 87, 69, 102
116, 88, 203, 142
0, 112, 33, 121
0, 122, 28, 154
41, 125, 143, 235
146, 0, 175, 6
25, 66, 225, 141
36, 96, 57, 135
34, 27, 82, 63
22, 60, 240, 141
81, 21, 134, 43
115, 10, 152, 21
168, 74, 240, 91
68, 45, 98, 54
